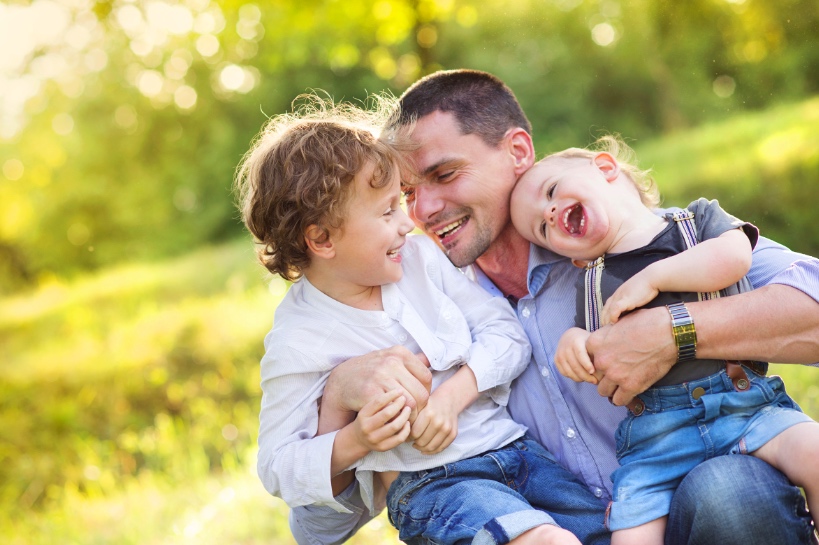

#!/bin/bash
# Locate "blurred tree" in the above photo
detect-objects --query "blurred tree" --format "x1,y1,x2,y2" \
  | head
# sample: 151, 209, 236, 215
0, 0, 817, 292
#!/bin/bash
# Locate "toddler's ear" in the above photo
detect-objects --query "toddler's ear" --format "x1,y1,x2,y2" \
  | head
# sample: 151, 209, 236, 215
571, 259, 590, 269
593, 152, 620, 182
304, 224, 334, 259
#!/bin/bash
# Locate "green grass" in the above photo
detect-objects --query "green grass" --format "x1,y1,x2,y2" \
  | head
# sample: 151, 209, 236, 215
3, 98, 819, 543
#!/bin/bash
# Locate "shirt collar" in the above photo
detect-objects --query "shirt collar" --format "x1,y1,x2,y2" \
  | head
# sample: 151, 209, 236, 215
526, 244, 567, 298
299, 276, 401, 326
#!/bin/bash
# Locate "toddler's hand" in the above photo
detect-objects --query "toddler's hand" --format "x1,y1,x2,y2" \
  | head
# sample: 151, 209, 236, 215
555, 327, 596, 383
353, 389, 412, 452
409, 393, 459, 455
601, 271, 659, 326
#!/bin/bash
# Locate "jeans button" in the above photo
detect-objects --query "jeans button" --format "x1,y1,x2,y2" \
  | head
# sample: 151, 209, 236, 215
736, 378, 750, 390
692, 386, 706, 400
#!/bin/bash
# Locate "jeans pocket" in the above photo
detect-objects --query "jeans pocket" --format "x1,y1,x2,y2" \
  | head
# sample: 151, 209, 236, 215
615, 415, 635, 459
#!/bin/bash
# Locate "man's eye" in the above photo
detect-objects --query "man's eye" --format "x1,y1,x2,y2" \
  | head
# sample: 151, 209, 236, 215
402, 186, 416, 202
438, 170, 454, 182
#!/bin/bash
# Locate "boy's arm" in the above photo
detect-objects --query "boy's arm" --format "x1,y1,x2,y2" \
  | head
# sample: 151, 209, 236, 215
410, 365, 479, 453
430, 238, 533, 402
602, 229, 752, 324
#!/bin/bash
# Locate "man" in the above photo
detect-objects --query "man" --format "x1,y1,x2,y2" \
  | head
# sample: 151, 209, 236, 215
286, 70, 819, 544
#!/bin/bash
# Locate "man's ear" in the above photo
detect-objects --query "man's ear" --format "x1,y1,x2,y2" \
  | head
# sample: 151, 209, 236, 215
571, 259, 590, 269
304, 224, 335, 260
593, 152, 620, 182
507, 128, 535, 176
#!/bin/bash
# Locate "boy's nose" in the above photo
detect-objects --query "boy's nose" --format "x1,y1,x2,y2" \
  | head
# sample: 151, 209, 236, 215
397, 207, 415, 235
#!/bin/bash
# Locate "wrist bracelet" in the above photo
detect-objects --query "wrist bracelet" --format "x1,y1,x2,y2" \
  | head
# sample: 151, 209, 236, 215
667, 302, 697, 362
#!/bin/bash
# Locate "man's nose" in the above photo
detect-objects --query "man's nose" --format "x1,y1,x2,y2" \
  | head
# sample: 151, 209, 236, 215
408, 185, 444, 224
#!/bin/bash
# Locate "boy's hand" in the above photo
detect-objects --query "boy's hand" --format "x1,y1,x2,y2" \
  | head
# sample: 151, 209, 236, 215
600, 270, 659, 326
555, 327, 597, 383
409, 392, 459, 455
353, 389, 412, 452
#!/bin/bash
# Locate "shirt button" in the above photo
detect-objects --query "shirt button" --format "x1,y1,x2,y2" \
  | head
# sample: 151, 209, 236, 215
566, 428, 576, 439
398, 333, 407, 342
540, 367, 550, 377
593, 488, 603, 498
521, 307, 531, 318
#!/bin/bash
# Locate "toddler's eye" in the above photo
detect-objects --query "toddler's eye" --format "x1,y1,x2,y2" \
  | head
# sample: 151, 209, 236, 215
546, 183, 557, 199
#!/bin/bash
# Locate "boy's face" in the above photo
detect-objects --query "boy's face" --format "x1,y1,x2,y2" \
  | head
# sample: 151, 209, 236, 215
328, 164, 415, 290
510, 155, 624, 262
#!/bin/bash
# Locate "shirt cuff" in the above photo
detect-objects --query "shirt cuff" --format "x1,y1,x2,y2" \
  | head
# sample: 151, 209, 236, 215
768, 259, 819, 304
289, 481, 369, 545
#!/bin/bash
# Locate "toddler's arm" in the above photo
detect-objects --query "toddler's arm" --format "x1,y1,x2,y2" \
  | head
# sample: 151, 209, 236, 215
555, 327, 597, 383
601, 228, 753, 325
410, 365, 480, 454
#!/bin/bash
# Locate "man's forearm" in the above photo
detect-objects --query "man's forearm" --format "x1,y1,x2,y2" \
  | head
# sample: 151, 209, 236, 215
692, 283, 819, 364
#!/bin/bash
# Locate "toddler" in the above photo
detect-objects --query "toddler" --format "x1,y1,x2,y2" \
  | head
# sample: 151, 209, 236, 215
510, 135, 819, 545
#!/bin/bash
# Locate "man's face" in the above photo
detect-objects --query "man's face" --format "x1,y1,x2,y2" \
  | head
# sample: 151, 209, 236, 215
403, 110, 520, 268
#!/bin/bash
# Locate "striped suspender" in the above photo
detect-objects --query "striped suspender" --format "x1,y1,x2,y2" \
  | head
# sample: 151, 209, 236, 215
584, 256, 605, 332
671, 209, 720, 302
583, 208, 720, 332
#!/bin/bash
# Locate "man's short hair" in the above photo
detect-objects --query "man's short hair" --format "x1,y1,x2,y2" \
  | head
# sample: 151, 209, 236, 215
394, 69, 532, 147
235, 95, 406, 281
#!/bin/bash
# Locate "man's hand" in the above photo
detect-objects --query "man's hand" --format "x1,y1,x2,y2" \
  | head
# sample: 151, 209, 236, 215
586, 306, 676, 406
322, 346, 432, 423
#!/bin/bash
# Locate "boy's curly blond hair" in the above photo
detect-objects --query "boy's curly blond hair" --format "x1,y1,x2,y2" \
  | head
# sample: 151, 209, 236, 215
546, 135, 661, 208
234, 94, 411, 281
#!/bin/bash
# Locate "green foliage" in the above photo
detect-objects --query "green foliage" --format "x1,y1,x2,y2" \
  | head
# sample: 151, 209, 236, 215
0, 238, 406, 543
634, 96, 819, 257
3, 0, 819, 291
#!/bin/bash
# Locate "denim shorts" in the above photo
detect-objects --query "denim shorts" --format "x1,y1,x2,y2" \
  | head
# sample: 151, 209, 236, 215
386, 436, 610, 545
608, 365, 812, 532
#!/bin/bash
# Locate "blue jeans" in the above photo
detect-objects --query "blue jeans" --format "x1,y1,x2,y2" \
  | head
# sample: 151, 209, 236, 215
610, 367, 811, 530
667, 455, 817, 545
386, 437, 609, 545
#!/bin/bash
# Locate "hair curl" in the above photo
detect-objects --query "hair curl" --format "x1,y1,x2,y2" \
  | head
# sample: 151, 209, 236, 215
234, 94, 412, 281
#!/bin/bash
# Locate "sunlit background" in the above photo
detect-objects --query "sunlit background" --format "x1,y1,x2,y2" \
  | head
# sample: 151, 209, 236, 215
2, 1, 818, 543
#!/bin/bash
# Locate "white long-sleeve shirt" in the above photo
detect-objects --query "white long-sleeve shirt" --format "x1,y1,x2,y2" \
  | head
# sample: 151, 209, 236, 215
256, 235, 531, 515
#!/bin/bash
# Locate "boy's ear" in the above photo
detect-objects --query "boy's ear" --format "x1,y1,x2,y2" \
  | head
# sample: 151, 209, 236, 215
571, 259, 590, 269
507, 128, 536, 175
593, 152, 620, 182
304, 224, 335, 259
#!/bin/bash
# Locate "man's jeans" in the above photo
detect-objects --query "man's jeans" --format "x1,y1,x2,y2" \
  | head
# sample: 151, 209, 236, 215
667, 455, 817, 545
386, 437, 609, 545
